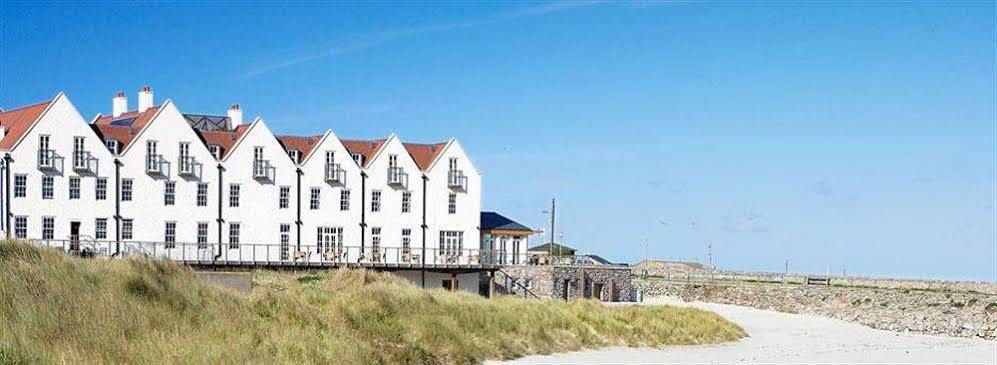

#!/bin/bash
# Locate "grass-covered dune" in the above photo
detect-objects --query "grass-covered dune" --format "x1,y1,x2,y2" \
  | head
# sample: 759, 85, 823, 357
0, 241, 745, 364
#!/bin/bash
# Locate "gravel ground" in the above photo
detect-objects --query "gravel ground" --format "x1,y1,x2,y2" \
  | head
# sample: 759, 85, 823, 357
492, 296, 996, 364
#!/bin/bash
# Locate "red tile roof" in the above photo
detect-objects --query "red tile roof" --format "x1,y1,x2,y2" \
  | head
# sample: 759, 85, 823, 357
341, 139, 386, 168
196, 124, 249, 159
0, 99, 53, 150
276, 134, 323, 164
92, 106, 161, 151
403, 142, 448, 171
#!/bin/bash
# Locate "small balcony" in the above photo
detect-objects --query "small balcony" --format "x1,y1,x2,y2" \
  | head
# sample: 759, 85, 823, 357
324, 163, 346, 184
37, 149, 57, 170
146, 153, 165, 174
253, 159, 273, 180
448, 170, 467, 191
72, 150, 96, 172
387, 166, 408, 188
178, 156, 199, 176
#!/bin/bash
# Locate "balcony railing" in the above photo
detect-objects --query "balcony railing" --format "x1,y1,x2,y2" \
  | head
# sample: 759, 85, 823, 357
146, 154, 165, 174
448, 170, 467, 190
72, 150, 96, 172
324, 163, 345, 184
253, 159, 273, 180
178, 156, 198, 176
387, 166, 408, 187
22, 239, 506, 267
37, 149, 57, 170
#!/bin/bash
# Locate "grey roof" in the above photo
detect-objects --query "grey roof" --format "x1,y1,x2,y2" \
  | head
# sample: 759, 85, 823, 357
480, 212, 532, 231
527, 242, 576, 253
184, 114, 230, 131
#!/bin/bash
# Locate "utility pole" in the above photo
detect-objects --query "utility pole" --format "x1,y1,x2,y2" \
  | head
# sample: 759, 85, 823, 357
549, 198, 555, 258
706, 241, 713, 270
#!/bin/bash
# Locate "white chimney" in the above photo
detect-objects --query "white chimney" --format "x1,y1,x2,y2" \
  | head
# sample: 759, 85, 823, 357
137, 86, 153, 112
112, 91, 127, 117
227, 104, 243, 127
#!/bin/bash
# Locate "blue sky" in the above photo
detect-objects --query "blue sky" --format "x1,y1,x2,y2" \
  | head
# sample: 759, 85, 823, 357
2, 2, 994, 280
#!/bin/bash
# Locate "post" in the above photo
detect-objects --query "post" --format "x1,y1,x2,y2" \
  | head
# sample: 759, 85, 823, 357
450, 272, 457, 292
488, 271, 496, 298
549, 198, 555, 258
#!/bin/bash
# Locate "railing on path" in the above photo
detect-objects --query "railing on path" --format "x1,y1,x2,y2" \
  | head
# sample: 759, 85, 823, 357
494, 269, 541, 300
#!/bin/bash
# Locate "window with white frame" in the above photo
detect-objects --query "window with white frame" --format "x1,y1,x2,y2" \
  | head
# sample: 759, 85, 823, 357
146, 140, 159, 172
229, 223, 240, 249
449, 157, 458, 171
288, 150, 300, 164
439, 231, 464, 256
279, 224, 291, 260
401, 191, 411, 213
96, 178, 107, 200
122, 219, 133, 240
371, 190, 381, 212
229, 184, 240, 207
165, 221, 176, 248
179, 142, 191, 173
14, 174, 26, 198
95, 218, 107, 240
121, 179, 133, 201
401, 229, 411, 255
42, 217, 54, 240
310, 187, 321, 210
197, 183, 208, 207
106, 140, 119, 154
14, 216, 27, 239
316, 226, 343, 253
388, 154, 398, 168
351, 153, 363, 165
42, 176, 53, 200
197, 222, 209, 247
209, 145, 221, 160
448, 193, 456, 214
69, 176, 80, 200
340, 190, 350, 211
279, 186, 290, 209
370, 227, 381, 255
164, 181, 175, 206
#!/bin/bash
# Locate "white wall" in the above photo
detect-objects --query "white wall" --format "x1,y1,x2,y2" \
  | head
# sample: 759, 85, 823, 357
393, 270, 481, 293
363, 135, 423, 262
297, 130, 363, 261
425, 140, 482, 260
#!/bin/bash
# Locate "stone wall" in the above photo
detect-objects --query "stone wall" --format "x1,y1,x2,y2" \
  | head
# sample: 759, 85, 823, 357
636, 277, 997, 339
499, 265, 635, 301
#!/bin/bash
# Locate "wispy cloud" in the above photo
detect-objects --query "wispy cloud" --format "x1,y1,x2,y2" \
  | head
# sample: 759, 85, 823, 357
242, 1, 605, 79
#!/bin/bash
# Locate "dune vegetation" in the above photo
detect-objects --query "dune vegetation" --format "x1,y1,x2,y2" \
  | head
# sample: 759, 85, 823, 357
0, 241, 745, 364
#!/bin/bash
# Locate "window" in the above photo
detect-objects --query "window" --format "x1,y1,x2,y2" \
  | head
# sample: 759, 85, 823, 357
178, 142, 191, 173
439, 231, 464, 256
14, 216, 27, 239
14, 174, 26, 198
96, 178, 107, 200
164, 181, 175, 206
449, 157, 458, 171
73, 136, 86, 169
351, 153, 363, 165
197, 222, 209, 247
121, 179, 133, 201
95, 218, 107, 240
106, 140, 119, 154
146, 140, 159, 172
228, 223, 241, 249
340, 190, 350, 211
122, 219, 133, 240
229, 184, 240, 207
288, 150, 300, 163
38, 135, 51, 167
371, 190, 381, 212
325, 151, 334, 164
279, 186, 290, 209
42, 176, 53, 200
69, 176, 80, 200
310, 187, 321, 210
197, 183, 208, 207
388, 154, 398, 168
279, 224, 291, 260
316, 226, 343, 253
371, 227, 381, 254
42, 217, 54, 240
209, 145, 221, 159
448, 193, 457, 214
165, 221, 176, 248
401, 229, 411, 255
401, 191, 411, 213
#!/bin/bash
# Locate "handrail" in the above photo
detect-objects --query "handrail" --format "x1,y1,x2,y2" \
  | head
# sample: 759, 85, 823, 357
495, 269, 541, 300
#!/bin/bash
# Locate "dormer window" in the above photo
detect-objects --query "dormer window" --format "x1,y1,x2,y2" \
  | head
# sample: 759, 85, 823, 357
209, 145, 221, 160
352, 153, 364, 165
106, 140, 120, 154
288, 149, 301, 163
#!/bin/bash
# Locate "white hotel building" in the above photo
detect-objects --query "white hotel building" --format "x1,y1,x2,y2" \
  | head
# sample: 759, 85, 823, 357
0, 87, 507, 291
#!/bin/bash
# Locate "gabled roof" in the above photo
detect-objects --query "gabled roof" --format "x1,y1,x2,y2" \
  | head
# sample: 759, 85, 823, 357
196, 124, 250, 159
527, 242, 576, 255
0, 99, 53, 150
341, 139, 386, 168
276, 134, 323, 164
403, 142, 447, 171
481, 211, 532, 232
92, 106, 161, 151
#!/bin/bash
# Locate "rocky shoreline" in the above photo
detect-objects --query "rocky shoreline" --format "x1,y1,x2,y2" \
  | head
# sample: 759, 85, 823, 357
636, 277, 997, 339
